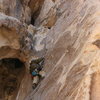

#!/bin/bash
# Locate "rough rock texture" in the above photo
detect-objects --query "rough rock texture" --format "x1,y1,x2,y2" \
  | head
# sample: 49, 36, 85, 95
0, 12, 33, 100
26, 0, 100, 100
0, 13, 34, 61
0, 0, 100, 100
0, 0, 46, 100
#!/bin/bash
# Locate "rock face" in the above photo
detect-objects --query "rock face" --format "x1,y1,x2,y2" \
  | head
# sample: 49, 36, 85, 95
0, 0, 100, 100
26, 0, 100, 100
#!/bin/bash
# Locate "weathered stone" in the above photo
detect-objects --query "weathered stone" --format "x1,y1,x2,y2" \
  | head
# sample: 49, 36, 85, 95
27, 24, 36, 35
28, 0, 44, 15
0, 13, 34, 100
93, 40, 100, 48
0, 0, 100, 100
26, 0, 100, 100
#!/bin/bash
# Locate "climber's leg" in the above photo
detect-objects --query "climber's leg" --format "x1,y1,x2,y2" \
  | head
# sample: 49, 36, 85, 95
39, 70, 46, 79
32, 76, 39, 89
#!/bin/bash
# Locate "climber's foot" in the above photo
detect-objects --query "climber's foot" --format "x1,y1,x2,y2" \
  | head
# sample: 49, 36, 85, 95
32, 83, 37, 89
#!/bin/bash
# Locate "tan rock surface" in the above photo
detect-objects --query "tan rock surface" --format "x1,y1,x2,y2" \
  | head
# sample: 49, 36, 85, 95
0, 0, 100, 100
0, 13, 22, 59
26, 0, 100, 100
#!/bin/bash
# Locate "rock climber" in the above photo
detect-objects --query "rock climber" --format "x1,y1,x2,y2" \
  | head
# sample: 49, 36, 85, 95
30, 57, 46, 89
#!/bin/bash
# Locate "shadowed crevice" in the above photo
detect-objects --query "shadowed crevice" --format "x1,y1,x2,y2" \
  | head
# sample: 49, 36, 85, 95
0, 58, 25, 100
